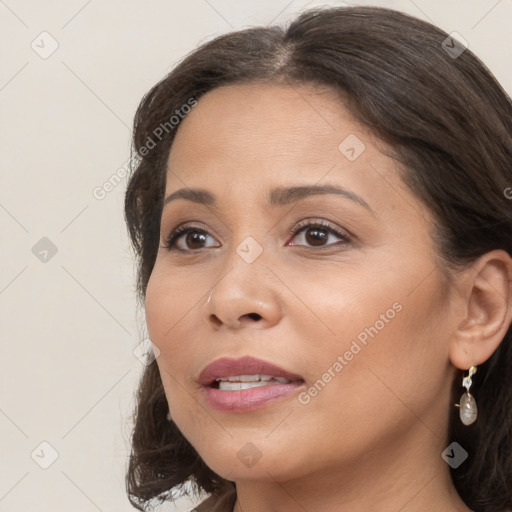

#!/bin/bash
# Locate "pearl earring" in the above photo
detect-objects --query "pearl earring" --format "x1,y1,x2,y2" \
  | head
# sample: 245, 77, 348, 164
456, 366, 478, 425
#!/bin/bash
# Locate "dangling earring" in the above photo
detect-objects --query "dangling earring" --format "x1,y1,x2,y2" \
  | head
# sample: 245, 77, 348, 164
167, 410, 172, 421
455, 366, 478, 425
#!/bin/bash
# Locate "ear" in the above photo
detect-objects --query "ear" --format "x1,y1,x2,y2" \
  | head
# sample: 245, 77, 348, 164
449, 249, 512, 370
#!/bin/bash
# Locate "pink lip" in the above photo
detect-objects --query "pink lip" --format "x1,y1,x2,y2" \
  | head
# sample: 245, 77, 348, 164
198, 356, 305, 413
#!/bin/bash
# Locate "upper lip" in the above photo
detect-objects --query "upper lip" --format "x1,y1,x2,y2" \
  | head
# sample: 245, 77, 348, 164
198, 355, 305, 387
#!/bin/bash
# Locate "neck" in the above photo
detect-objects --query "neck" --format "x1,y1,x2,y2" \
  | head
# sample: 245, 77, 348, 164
232, 422, 473, 512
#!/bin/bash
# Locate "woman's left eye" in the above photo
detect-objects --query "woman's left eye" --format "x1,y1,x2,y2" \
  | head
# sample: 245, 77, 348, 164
162, 220, 351, 252
288, 220, 352, 249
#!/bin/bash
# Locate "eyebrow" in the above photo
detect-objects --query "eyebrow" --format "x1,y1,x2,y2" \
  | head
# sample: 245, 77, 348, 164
163, 184, 374, 214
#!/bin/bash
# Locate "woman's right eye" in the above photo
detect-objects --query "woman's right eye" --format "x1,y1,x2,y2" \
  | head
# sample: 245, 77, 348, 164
163, 225, 220, 252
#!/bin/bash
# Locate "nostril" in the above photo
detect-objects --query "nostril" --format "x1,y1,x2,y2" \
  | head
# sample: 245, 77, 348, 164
246, 313, 262, 321
209, 314, 222, 326
208, 312, 262, 326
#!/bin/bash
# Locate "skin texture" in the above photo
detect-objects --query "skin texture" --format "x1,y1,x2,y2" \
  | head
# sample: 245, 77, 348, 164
144, 83, 512, 512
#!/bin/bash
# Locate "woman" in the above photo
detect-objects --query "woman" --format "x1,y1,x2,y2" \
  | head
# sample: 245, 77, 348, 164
124, 5, 512, 512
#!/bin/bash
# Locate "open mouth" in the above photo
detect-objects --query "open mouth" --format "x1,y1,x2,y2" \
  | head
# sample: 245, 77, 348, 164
210, 374, 302, 391
198, 356, 306, 411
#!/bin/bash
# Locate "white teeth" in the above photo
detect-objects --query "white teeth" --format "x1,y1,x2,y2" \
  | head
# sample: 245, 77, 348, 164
230, 375, 258, 382
216, 374, 281, 382
219, 381, 279, 391
215, 375, 293, 391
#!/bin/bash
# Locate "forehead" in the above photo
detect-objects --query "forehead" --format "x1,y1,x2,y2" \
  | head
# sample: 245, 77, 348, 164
164, 83, 431, 229
167, 83, 367, 174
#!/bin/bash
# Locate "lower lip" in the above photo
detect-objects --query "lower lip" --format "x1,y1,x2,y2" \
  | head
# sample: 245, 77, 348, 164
202, 381, 305, 412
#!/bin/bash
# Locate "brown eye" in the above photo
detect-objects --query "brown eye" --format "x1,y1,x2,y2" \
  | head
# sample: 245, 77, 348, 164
183, 230, 208, 250
303, 226, 329, 246
289, 220, 351, 249
163, 225, 219, 251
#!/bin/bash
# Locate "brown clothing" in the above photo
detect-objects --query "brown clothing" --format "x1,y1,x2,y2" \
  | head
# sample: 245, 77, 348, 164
194, 488, 237, 512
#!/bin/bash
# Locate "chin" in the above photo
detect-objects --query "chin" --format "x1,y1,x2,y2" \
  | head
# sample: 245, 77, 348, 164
195, 435, 309, 483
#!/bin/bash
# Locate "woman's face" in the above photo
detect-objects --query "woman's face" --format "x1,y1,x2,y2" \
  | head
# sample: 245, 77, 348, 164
145, 83, 459, 482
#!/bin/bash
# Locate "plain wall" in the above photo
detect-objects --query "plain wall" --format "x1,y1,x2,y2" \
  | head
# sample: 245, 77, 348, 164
1, 0, 511, 510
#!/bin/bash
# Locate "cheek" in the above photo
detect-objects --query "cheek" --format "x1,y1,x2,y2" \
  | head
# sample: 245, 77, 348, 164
299, 270, 449, 443
144, 264, 213, 411
144, 267, 198, 394
281, 262, 409, 372
144, 271, 172, 354
144, 263, 206, 351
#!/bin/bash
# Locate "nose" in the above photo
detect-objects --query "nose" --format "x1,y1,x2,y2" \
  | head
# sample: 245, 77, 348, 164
202, 254, 283, 330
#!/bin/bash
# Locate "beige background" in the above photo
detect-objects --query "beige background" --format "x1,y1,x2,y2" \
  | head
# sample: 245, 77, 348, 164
1, 0, 511, 510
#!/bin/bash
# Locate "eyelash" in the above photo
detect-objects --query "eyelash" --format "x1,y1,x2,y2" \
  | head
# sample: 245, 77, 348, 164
162, 219, 352, 252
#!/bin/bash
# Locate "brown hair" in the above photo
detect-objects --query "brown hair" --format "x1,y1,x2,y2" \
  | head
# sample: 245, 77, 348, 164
124, 6, 512, 511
